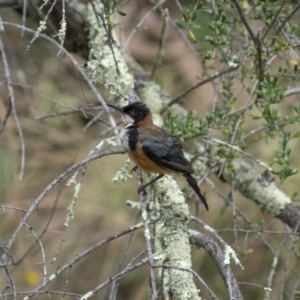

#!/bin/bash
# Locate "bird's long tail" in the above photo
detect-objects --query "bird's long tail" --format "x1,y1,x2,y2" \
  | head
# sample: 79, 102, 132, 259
184, 173, 209, 211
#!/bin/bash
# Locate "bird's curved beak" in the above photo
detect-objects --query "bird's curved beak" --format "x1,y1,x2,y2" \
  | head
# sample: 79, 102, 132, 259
107, 103, 134, 125
106, 103, 124, 114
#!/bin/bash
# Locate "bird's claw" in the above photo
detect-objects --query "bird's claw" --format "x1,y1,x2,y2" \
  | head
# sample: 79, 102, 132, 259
138, 186, 147, 196
131, 165, 138, 174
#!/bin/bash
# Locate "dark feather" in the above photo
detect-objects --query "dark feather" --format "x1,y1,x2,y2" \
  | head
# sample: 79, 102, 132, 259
184, 174, 209, 211
139, 126, 208, 210
140, 127, 194, 173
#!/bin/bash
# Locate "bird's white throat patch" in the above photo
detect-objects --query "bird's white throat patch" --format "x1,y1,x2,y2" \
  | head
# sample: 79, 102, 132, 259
120, 124, 132, 150
122, 114, 134, 125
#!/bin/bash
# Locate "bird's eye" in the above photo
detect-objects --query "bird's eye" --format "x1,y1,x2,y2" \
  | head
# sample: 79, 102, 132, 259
129, 112, 134, 117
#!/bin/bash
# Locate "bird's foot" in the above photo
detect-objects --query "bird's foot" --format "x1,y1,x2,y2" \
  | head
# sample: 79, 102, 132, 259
131, 165, 138, 174
138, 186, 147, 196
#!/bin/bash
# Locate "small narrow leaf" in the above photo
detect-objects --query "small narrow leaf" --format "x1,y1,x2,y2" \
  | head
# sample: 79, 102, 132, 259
244, 248, 254, 254
290, 131, 300, 139
175, 19, 186, 28
117, 10, 127, 16
188, 29, 197, 43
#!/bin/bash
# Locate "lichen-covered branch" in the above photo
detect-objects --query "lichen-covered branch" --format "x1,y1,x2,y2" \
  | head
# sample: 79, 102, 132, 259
221, 159, 300, 233
83, 3, 134, 104
189, 232, 243, 300
155, 175, 200, 299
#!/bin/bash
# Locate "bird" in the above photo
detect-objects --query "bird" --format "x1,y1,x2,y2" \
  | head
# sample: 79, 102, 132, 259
107, 102, 209, 211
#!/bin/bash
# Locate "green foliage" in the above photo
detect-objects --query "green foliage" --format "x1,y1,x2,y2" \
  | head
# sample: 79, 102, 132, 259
205, 80, 241, 136
271, 131, 298, 181
257, 74, 287, 106
99, 0, 128, 18
204, 2, 233, 53
164, 111, 208, 141
174, 0, 212, 43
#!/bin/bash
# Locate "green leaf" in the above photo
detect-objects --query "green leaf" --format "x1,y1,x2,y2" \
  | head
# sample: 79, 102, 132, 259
174, 19, 186, 28
191, 11, 197, 21
250, 114, 261, 120
290, 131, 300, 139
188, 29, 197, 43
117, 10, 127, 16
182, 10, 190, 22
199, 8, 213, 14
206, 112, 214, 125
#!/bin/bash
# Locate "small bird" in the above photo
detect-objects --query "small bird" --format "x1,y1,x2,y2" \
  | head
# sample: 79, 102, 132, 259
107, 102, 209, 210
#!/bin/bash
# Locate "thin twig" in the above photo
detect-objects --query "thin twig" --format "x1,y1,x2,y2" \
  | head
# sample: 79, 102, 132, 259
284, 87, 300, 97
231, 0, 256, 44
56, 0, 66, 56
80, 258, 149, 300
0, 96, 12, 135
274, 3, 300, 37
278, 222, 300, 300
0, 31, 25, 180
262, 2, 285, 39
91, 0, 120, 76
165, 66, 239, 110
0, 205, 27, 213
25, 224, 48, 288
137, 168, 158, 299
25, 0, 58, 52
2, 290, 81, 298
1, 149, 125, 262
206, 136, 273, 172
24, 221, 148, 299
150, 8, 169, 79
3, 266, 16, 300
108, 212, 141, 300
21, 0, 27, 36
14, 187, 62, 266
123, 1, 163, 50
154, 264, 219, 300
2, 21, 120, 137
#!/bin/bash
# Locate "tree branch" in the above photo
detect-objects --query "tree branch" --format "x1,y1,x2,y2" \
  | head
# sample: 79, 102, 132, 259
190, 232, 243, 300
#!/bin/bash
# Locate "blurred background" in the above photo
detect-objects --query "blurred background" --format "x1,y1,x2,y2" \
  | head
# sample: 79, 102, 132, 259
0, 1, 300, 299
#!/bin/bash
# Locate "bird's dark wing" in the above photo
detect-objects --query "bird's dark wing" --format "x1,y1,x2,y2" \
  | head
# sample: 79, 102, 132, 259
139, 127, 194, 174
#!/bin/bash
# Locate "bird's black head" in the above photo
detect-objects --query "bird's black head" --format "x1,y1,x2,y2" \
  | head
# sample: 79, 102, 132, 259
107, 102, 151, 125
122, 102, 150, 123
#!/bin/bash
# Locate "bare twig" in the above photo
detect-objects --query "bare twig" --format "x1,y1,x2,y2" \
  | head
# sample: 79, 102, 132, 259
14, 187, 61, 266
137, 168, 158, 299
0, 31, 25, 180
284, 87, 300, 97
0, 97, 12, 135
108, 212, 142, 300
123, 1, 163, 50
25, 224, 48, 288
262, 2, 285, 39
2, 290, 81, 298
3, 266, 16, 300
150, 8, 169, 79
154, 264, 219, 300
25, 0, 58, 52
274, 3, 300, 37
165, 66, 239, 110
24, 221, 148, 299
1, 149, 125, 262
80, 258, 149, 300
56, 0, 66, 56
231, 0, 256, 44
2, 21, 120, 137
